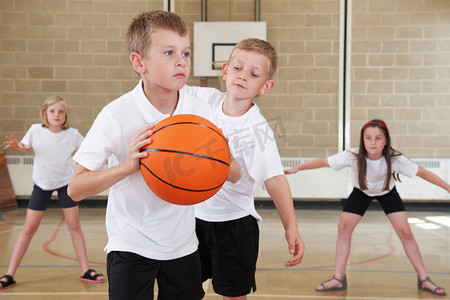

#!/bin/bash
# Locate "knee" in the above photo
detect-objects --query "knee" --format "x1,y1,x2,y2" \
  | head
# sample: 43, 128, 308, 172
396, 227, 414, 241
22, 224, 39, 237
65, 221, 82, 232
337, 221, 353, 236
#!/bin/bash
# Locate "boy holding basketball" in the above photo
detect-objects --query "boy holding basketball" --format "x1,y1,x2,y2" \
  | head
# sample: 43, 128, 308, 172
183, 38, 305, 299
68, 11, 241, 299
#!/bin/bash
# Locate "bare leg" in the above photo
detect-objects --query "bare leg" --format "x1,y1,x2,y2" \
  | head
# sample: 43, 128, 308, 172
387, 211, 445, 295
62, 206, 104, 282
1, 209, 45, 282
316, 212, 362, 291
224, 296, 246, 300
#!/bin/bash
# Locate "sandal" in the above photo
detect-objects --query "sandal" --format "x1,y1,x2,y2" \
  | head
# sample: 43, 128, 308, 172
0, 275, 16, 291
80, 269, 105, 283
316, 275, 347, 291
417, 276, 446, 296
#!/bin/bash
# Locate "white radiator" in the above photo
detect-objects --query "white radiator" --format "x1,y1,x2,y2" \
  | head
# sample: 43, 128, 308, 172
5, 155, 108, 197
254, 157, 450, 201
5, 155, 450, 201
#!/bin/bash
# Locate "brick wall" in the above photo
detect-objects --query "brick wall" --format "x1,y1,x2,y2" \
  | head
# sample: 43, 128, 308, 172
350, 0, 450, 157
0, 0, 448, 158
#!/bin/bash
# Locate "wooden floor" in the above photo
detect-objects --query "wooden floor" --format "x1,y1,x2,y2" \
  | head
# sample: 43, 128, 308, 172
0, 205, 449, 299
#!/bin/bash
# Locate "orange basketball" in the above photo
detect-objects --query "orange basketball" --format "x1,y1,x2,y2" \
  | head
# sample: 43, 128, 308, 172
140, 114, 231, 205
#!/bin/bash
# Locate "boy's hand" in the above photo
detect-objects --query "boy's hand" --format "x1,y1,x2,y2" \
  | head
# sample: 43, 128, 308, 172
125, 125, 154, 174
285, 227, 305, 267
68, 125, 154, 202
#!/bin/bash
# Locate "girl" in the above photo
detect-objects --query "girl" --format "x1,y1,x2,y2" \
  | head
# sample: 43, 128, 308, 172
285, 119, 449, 296
0, 96, 104, 291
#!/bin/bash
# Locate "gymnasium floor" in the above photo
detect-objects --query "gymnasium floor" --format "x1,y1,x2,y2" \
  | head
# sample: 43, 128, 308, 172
0, 204, 449, 299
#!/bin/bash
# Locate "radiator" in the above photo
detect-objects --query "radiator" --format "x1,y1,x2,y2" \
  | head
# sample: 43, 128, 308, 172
254, 157, 450, 201
5, 155, 108, 197
5, 155, 450, 201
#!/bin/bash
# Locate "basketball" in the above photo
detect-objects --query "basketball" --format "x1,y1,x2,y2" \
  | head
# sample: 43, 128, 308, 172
140, 114, 231, 205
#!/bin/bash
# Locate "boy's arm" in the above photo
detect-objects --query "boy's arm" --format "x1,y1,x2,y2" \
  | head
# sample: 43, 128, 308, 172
182, 85, 223, 107
183, 85, 219, 101
416, 167, 450, 193
284, 157, 329, 175
68, 125, 153, 201
69, 163, 134, 201
227, 155, 242, 183
265, 175, 305, 267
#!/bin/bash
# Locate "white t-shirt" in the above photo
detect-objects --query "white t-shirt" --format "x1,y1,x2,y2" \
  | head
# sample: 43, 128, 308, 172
73, 80, 214, 261
327, 147, 419, 196
181, 86, 284, 222
21, 124, 84, 190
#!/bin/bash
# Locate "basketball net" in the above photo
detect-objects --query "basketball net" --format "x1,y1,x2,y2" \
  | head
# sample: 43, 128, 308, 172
212, 61, 226, 92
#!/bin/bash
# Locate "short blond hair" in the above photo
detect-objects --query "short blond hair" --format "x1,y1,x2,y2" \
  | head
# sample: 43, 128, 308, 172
126, 10, 188, 58
229, 38, 278, 79
41, 95, 70, 130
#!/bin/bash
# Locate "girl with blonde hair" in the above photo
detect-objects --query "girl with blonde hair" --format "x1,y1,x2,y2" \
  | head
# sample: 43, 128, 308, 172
1, 95, 104, 291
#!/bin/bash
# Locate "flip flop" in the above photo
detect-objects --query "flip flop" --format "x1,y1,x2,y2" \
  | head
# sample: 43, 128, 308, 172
418, 276, 446, 296
316, 275, 347, 291
80, 269, 105, 283
0, 275, 16, 291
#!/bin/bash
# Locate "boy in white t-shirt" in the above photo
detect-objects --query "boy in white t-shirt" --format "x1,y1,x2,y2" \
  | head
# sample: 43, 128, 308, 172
183, 38, 305, 299
68, 11, 239, 300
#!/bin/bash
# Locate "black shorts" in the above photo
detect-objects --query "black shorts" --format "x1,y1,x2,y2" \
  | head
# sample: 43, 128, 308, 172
196, 215, 259, 297
107, 250, 204, 300
28, 184, 78, 211
343, 187, 405, 216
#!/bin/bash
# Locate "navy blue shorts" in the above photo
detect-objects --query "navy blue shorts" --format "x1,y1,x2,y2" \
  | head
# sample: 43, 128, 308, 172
107, 250, 204, 300
28, 184, 78, 211
343, 187, 405, 216
196, 215, 259, 297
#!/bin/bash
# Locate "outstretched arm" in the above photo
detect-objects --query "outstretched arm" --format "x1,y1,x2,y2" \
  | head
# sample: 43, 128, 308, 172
284, 157, 329, 175
68, 125, 153, 201
3, 135, 28, 152
416, 167, 450, 193
265, 175, 305, 267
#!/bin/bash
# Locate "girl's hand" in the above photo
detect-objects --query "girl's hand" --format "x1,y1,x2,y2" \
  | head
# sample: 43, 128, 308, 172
284, 167, 299, 175
124, 125, 154, 174
3, 135, 26, 152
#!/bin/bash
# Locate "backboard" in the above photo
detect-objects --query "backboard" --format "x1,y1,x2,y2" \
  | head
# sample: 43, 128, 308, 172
193, 21, 267, 77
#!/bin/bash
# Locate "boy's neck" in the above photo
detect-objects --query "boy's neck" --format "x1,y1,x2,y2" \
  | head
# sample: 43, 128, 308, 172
222, 94, 253, 117
143, 82, 179, 115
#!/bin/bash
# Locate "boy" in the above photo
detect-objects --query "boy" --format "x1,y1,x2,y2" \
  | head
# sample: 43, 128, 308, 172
68, 11, 240, 300
183, 38, 305, 299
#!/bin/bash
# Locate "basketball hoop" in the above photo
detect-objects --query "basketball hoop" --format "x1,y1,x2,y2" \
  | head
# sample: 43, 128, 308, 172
212, 60, 226, 71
